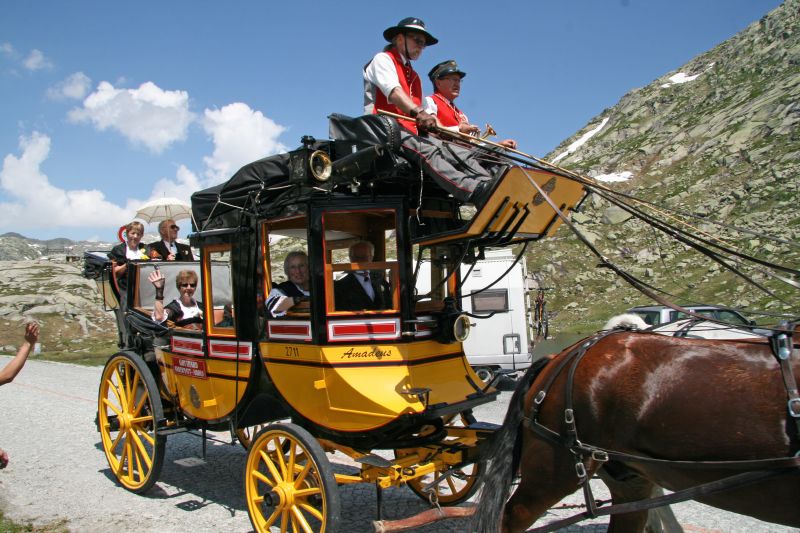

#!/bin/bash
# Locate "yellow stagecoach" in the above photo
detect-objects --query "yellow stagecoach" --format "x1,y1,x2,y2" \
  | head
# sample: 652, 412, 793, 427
88, 114, 586, 532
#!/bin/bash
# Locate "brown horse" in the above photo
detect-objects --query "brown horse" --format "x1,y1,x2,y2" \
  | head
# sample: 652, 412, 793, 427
474, 330, 800, 532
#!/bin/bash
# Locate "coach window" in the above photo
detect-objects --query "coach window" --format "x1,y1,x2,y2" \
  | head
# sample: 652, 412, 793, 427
204, 245, 235, 335
322, 209, 399, 314
412, 244, 458, 313
262, 216, 310, 317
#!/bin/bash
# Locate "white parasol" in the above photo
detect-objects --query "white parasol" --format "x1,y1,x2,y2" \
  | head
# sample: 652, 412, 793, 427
134, 197, 193, 223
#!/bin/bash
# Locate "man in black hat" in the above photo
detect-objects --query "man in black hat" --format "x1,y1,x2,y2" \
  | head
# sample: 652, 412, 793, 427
424, 59, 517, 149
363, 17, 438, 135
359, 18, 495, 203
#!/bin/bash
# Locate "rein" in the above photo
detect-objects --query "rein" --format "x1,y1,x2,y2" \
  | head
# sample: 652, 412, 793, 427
521, 329, 800, 531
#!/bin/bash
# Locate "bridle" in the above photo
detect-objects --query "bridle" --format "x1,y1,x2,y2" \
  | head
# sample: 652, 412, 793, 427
520, 328, 800, 532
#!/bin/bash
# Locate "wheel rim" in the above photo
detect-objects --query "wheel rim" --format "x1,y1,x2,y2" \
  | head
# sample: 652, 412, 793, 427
245, 426, 336, 532
98, 354, 162, 492
399, 450, 481, 505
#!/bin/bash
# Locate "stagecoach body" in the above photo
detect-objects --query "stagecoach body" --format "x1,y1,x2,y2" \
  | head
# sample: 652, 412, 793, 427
88, 115, 586, 531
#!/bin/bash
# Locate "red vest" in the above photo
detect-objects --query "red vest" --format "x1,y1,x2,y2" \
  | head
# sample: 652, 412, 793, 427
431, 92, 468, 128
373, 48, 422, 134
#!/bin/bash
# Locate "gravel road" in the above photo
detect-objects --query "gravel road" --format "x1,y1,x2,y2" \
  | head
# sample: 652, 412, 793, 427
0, 356, 794, 532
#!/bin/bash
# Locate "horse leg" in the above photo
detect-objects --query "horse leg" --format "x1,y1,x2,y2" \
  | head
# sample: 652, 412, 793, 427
599, 468, 656, 533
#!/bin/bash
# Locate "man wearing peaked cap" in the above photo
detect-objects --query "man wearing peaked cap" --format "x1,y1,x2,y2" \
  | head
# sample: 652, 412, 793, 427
364, 17, 438, 135
424, 59, 517, 149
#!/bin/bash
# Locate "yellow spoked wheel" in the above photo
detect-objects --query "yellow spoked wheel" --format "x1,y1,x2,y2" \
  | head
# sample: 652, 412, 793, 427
396, 448, 482, 506
236, 423, 269, 450
245, 423, 340, 533
98, 352, 165, 494
409, 459, 482, 505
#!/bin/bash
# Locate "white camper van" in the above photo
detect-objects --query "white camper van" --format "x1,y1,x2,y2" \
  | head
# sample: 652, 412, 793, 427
416, 248, 533, 383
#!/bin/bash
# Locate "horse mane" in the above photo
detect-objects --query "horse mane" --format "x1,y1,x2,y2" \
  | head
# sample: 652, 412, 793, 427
472, 357, 549, 531
604, 313, 649, 330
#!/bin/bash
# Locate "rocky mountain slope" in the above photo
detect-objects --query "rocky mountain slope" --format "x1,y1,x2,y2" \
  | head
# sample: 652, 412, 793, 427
0, 259, 117, 365
527, 0, 799, 332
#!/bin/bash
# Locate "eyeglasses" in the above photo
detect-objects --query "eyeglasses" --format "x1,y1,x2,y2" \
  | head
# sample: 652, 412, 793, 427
405, 33, 427, 47
170, 225, 180, 231
180, 283, 197, 288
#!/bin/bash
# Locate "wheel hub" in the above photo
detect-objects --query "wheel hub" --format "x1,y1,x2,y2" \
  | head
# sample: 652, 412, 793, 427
117, 412, 131, 432
265, 482, 295, 508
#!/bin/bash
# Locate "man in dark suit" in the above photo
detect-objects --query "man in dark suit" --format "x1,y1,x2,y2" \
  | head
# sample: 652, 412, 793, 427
334, 241, 391, 311
148, 219, 194, 261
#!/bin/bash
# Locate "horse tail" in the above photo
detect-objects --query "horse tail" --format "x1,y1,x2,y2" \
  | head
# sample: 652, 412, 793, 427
472, 358, 548, 532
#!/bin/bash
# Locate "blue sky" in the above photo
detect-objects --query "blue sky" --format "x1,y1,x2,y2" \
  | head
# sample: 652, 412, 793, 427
0, 0, 782, 241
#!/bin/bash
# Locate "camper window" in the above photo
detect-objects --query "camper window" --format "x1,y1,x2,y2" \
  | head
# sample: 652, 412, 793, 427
471, 289, 509, 313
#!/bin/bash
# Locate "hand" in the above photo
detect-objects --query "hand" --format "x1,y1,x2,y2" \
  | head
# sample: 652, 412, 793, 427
416, 110, 436, 133
167, 252, 176, 261
459, 122, 480, 135
23, 322, 39, 345
148, 270, 165, 288
500, 139, 518, 150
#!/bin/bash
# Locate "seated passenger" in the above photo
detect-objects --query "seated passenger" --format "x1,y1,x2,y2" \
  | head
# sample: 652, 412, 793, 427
334, 241, 391, 311
266, 251, 310, 317
108, 221, 149, 309
149, 269, 203, 325
148, 219, 194, 261
109, 221, 149, 283
215, 304, 234, 327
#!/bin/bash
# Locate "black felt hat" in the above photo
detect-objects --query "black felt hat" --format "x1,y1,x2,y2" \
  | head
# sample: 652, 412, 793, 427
383, 17, 438, 46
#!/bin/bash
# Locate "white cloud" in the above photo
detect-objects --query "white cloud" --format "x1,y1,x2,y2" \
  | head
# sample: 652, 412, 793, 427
0, 132, 136, 229
47, 72, 92, 100
22, 49, 52, 71
149, 164, 203, 202
202, 102, 287, 182
68, 81, 194, 153
1, 42, 14, 57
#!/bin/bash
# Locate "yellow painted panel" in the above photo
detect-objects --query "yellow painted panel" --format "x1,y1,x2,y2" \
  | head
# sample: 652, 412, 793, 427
263, 340, 487, 432
157, 351, 249, 420
418, 166, 586, 246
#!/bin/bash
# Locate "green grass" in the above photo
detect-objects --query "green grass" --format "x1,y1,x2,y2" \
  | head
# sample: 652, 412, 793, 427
0, 511, 69, 533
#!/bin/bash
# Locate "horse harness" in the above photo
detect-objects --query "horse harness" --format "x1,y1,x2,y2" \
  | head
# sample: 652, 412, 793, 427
520, 327, 800, 533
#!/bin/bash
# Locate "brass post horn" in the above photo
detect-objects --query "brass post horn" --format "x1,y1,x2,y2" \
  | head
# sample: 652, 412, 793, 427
480, 124, 496, 140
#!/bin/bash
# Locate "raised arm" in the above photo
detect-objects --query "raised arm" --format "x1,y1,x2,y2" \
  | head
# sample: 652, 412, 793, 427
0, 322, 40, 386
149, 269, 167, 322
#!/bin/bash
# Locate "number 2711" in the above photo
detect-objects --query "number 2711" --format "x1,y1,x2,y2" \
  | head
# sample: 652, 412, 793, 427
285, 346, 300, 357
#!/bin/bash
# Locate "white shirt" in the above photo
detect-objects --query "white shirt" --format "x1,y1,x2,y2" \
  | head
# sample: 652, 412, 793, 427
162, 239, 177, 255
125, 246, 148, 260
363, 51, 407, 113
153, 299, 201, 323
266, 284, 310, 318
356, 271, 375, 300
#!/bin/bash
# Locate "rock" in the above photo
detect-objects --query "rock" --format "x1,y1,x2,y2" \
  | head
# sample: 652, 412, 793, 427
571, 212, 592, 224
601, 206, 633, 225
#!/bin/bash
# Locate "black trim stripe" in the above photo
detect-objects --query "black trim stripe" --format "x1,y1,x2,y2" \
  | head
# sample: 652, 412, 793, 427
264, 351, 464, 369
